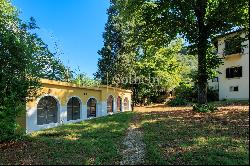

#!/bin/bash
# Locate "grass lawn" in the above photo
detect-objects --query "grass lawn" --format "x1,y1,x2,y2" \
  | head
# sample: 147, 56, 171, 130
135, 105, 249, 165
210, 100, 249, 107
0, 112, 134, 165
0, 103, 249, 165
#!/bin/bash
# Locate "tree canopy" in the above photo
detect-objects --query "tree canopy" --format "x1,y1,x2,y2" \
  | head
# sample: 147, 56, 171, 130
95, 0, 135, 87
0, 0, 73, 141
114, 0, 249, 104
96, 0, 200, 105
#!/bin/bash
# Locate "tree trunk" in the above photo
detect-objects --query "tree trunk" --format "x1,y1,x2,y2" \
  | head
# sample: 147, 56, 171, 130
197, 76, 207, 104
131, 84, 138, 111
195, 0, 209, 104
197, 32, 208, 104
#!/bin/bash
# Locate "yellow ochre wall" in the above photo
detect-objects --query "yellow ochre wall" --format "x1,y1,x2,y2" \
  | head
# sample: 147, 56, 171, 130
24, 79, 132, 133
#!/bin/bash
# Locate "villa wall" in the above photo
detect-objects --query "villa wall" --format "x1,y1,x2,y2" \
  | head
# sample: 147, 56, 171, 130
24, 79, 132, 133
217, 32, 249, 100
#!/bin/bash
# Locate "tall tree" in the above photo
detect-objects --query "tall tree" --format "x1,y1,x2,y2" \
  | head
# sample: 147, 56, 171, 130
0, 0, 72, 141
97, 0, 199, 107
117, 0, 248, 104
95, 0, 135, 87
134, 39, 198, 104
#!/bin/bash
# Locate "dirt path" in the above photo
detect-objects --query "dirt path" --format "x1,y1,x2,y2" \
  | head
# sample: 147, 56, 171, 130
120, 113, 145, 165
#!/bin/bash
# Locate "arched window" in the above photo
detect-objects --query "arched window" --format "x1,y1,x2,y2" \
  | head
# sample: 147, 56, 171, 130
117, 96, 122, 112
67, 97, 81, 121
107, 95, 114, 113
87, 98, 97, 118
124, 97, 129, 111
37, 96, 58, 125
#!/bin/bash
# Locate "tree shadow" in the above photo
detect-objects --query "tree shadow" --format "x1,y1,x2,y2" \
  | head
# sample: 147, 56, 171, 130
0, 112, 134, 165
139, 106, 249, 165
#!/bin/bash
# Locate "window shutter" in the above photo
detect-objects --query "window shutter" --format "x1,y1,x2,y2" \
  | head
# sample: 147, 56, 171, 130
226, 68, 230, 78
232, 66, 243, 77
234, 86, 239, 91
238, 66, 242, 77
232, 67, 236, 78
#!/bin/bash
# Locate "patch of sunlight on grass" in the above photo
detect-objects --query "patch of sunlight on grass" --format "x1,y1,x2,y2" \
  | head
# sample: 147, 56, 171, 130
194, 136, 230, 146
63, 133, 80, 141
195, 137, 208, 146
0, 112, 134, 165
31, 130, 64, 138
141, 119, 162, 126
139, 105, 249, 165
206, 124, 228, 130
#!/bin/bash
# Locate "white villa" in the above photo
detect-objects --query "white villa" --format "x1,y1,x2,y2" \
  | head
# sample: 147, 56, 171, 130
209, 30, 249, 100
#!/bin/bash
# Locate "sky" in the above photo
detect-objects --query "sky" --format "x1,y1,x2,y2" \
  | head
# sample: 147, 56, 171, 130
12, 0, 110, 77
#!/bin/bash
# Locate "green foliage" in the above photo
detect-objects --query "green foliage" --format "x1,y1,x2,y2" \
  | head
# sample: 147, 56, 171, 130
116, 0, 248, 104
96, 1, 199, 106
95, 0, 135, 87
173, 83, 219, 104
193, 104, 218, 113
0, 0, 36, 142
0, 0, 72, 142
186, 45, 223, 84
206, 46, 224, 80
167, 98, 188, 107
133, 39, 197, 105
174, 83, 197, 102
0, 103, 25, 141
0, 112, 134, 164
207, 88, 219, 102
137, 39, 197, 90
222, 34, 247, 56
35, 53, 73, 82
72, 73, 101, 87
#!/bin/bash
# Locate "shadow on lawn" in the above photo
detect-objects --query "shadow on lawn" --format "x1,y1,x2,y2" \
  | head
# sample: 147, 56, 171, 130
139, 107, 249, 165
0, 112, 134, 165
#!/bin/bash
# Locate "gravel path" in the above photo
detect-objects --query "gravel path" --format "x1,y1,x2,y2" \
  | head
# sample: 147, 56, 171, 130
120, 115, 145, 165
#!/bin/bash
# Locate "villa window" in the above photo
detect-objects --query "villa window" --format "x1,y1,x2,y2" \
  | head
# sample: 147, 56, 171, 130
67, 97, 81, 121
124, 97, 129, 111
212, 77, 219, 82
230, 86, 239, 92
117, 96, 122, 112
37, 96, 58, 125
224, 38, 242, 55
87, 98, 97, 118
107, 95, 114, 113
226, 66, 242, 78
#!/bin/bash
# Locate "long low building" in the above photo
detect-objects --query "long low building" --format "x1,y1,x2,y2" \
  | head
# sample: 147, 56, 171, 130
19, 79, 132, 133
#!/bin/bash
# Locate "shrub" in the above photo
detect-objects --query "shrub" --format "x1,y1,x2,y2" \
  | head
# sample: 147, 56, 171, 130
174, 83, 197, 102
193, 104, 218, 113
1, 0, 71, 142
167, 97, 188, 106
0, 118, 15, 142
207, 88, 219, 102
174, 83, 219, 103
0, 100, 26, 142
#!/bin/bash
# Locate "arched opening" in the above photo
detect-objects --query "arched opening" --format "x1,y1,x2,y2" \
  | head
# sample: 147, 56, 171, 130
87, 98, 97, 118
117, 96, 122, 112
124, 97, 129, 111
37, 96, 58, 125
67, 97, 81, 121
107, 95, 114, 113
